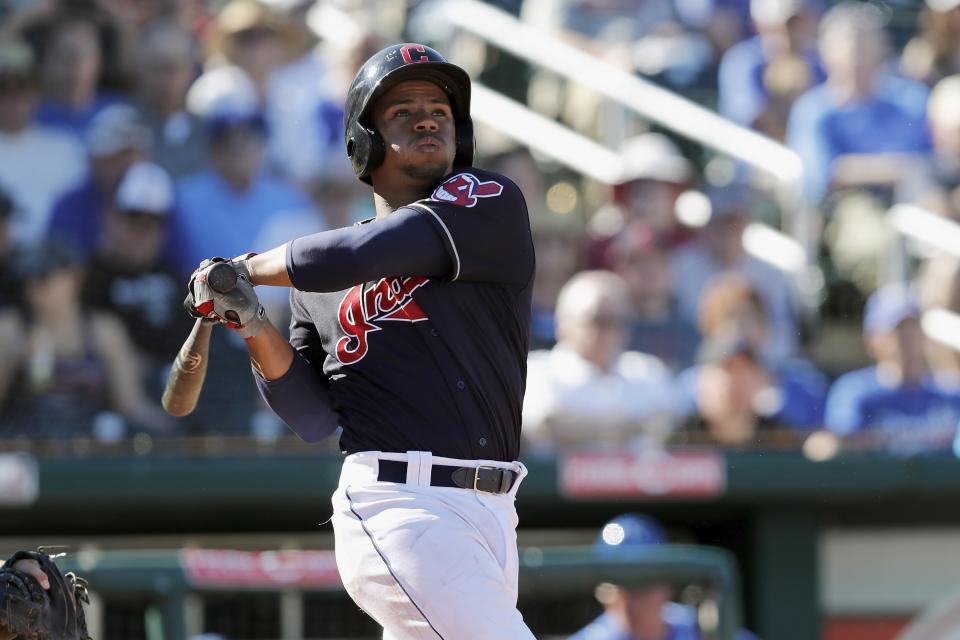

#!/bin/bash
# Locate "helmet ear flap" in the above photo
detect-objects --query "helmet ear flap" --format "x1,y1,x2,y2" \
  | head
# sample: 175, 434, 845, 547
366, 126, 385, 178
346, 122, 386, 185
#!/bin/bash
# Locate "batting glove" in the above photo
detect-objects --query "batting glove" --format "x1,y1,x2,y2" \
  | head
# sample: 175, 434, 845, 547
186, 258, 267, 339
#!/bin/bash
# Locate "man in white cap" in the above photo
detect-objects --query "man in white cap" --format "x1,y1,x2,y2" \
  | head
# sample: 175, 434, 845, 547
83, 161, 193, 374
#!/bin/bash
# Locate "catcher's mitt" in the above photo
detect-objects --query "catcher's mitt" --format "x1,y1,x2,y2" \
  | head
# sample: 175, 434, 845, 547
0, 549, 90, 640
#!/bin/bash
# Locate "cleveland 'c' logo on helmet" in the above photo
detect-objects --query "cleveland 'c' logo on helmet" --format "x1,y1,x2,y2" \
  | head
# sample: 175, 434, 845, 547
400, 44, 431, 64
336, 276, 429, 365
430, 173, 504, 208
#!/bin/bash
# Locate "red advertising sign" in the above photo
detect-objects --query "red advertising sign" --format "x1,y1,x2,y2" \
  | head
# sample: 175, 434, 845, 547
181, 549, 343, 589
560, 450, 726, 498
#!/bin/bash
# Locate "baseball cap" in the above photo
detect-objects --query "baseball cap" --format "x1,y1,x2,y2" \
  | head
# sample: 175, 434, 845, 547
595, 513, 668, 555
186, 66, 267, 137
86, 105, 152, 158
617, 133, 692, 185
863, 284, 920, 336
115, 162, 174, 215
217, 0, 283, 38
751, 0, 805, 25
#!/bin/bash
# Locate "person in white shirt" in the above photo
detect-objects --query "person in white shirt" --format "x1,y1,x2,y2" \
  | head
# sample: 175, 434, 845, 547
523, 270, 678, 451
0, 37, 85, 247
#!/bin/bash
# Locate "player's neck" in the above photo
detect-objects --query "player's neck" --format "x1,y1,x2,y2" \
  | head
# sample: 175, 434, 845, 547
373, 187, 432, 220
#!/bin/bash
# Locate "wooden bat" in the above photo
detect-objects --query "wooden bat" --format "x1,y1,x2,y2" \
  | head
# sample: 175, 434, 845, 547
161, 262, 238, 416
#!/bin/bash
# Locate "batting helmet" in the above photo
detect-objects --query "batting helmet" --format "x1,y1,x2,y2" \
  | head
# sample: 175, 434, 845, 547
344, 43, 474, 184
595, 513, 668, 555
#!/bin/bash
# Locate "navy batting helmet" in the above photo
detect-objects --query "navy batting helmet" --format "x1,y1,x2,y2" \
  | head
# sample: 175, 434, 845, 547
595, 513, 668, 555
344, 43, 474, 184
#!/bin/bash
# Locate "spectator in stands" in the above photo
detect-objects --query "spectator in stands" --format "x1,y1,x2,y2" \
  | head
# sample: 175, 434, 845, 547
897, 75, 960, 220
82, 161, 193, 393
718, 0, 824, 141
679, 337, 783, 446
46, 104, 150, 258
825, 284, 960, 455
264, 0, 351, 189
35, 16, 123, 139
0, 36, 86, 248
902, 0, 960, 87
521, 0, 714, 91
134, 20, 206, 178
0, 242, 172, 439
571, 512, 759, 640
166, 99, 316, 273
609, 222, 700, 372
523, 271, 678, 452
209, 0, 284, 102
585, 133, 694, 269
786, 1, 931, 204
672, 182, 799, 362
676, 274, 827, 436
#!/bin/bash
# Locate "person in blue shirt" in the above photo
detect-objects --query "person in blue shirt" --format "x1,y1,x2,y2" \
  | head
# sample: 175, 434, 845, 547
165, 107, 317, 276
718, 0, 824, 139
46, 104, 151, 258
570, 514, 758, 640
825, 284, 960, 454
786, 1, 932, 203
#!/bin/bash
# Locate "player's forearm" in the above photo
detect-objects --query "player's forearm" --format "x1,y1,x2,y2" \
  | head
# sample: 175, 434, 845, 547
246, 321, 296, 380
246, 245, 293, 287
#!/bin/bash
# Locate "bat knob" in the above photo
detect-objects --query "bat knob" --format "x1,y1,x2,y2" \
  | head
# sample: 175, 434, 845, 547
207, 262, 238, 294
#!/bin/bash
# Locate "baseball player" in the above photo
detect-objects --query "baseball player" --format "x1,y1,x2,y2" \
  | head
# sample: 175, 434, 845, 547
571, 513, 759, 640
185, 43, 536, 639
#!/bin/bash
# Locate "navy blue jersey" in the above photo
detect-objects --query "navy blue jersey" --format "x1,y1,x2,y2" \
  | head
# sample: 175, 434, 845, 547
259, 168, 535, 461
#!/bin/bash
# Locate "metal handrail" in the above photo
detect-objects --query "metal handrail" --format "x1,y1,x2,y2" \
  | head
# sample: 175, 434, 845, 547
888, 203, 960, 351
435, 0, 818, 296
441, 0, 803, 188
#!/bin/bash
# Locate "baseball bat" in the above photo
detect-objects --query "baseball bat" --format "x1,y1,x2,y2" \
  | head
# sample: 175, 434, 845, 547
161, 263, 238, 417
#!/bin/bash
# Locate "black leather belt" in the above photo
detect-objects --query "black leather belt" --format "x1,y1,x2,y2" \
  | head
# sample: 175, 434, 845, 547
377, 459, 516, 494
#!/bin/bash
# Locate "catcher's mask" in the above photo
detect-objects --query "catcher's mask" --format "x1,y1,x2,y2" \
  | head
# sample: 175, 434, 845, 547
344, 43, 474, 185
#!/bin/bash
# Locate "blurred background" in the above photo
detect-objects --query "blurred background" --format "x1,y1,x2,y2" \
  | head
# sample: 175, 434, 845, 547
2, 0, 960, 637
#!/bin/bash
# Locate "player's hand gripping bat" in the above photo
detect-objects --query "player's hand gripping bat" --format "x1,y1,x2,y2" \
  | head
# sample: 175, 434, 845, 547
161, 262, 238, 416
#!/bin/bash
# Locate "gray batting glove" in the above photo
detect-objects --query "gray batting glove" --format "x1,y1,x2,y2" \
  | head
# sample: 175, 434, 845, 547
217, 275, 266, 340
229, 252, 257, 284
191, 260, 267, 339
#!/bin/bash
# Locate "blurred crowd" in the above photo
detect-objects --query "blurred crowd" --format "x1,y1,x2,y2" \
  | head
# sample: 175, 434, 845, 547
2, 0, 960, 457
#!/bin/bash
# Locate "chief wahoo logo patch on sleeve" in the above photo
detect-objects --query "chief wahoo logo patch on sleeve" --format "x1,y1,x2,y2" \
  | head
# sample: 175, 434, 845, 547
430, 173, 503, 208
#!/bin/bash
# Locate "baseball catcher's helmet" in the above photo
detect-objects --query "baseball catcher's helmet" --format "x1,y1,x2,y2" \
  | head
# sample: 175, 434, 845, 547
344, 43, 474, 184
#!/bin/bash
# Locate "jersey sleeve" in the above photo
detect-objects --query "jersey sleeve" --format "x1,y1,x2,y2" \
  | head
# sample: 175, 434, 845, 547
253, 291, 340, 443
407, 171, 535, 287
286, 208, 453, 292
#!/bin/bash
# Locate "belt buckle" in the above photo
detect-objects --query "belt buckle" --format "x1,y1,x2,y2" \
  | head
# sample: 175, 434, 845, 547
473, 465, 497, 491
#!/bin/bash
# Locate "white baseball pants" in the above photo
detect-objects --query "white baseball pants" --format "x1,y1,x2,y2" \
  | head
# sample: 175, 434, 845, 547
330, 451, 536, 640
